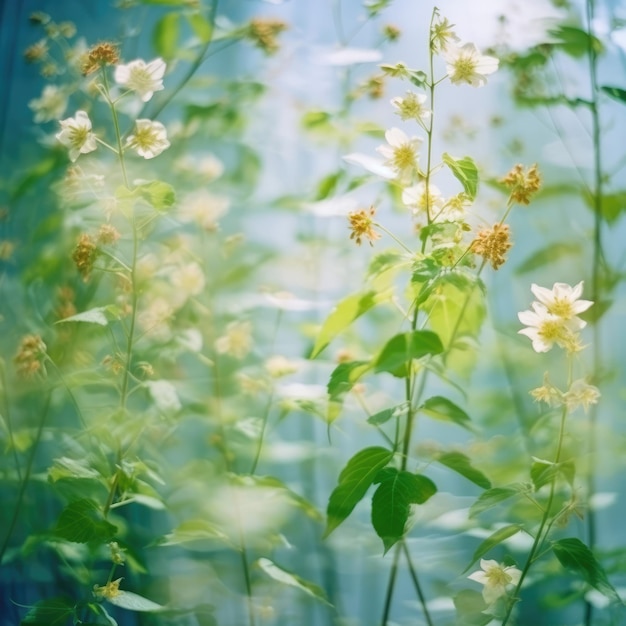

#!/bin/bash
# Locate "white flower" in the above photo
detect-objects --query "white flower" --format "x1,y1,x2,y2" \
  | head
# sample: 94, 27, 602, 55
170, 262, 206, 301
563, 379, 600, 413
518, 302, 580, 353
29, 85, 67, 123
55, 110, 97, 162
530, 281, 592, 326
215, 321, 252, 359
125, 119, 170, 159
114, 57, 166, 102
390, 91, 431, 124
444, 43, 499, 87
376, 127, 422, 180
402, 182, 445, 219
178, 191, 229, 231
265, 355, 298, 378
146, 380, 181, 414
468, 559, 522, 605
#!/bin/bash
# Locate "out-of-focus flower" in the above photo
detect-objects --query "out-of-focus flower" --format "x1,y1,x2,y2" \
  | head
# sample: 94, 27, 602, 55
175, 153, 224, 181
530, 373, 563, 408
114, 57, 166, 102
348, 206, 381, 246
382, 24, 401, 41
247, 18, 288, 55
430, 15, 459, 53
14, 335, 47, 379
563, 379, 600, 413
530, 282, 592, 326
501, 163, 542, 205
215, 321, 252, 359
29, 85, 68, 123
93, 578, 123, 600
138, 297, 174, 343
146, 379, 182, 414
96, 224, 120, 245
468, 559, 521, 605
72, 233, 98, 279
402, 182, 444, 219
178, 191, 229, 231
444, 43, 498, 87
56, 111, 97, 162
265, 355, 298, 378
471, 223, 512, 270
125, 119, 170, 159
170, 262, 206, 301
81, 42, 119, 75
24, 39, 48, 62
376, 127, 421, 180
391, 91, 431, 124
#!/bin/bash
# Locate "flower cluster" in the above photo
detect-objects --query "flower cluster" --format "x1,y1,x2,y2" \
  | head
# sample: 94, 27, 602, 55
14, 335, 47, 379
518, 282, 593, 353
348, 206, 381, 246
468, 559, 522, 606
530, 373, 600, 413
472, 223, 512, 270
502, 163, 542, 205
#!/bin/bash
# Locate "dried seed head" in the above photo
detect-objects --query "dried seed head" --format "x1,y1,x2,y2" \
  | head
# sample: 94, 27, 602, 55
501, 163, 542, 205
81, 42, 119, 75
348, 206, 381, 246
471, 223, 512, 270
248, 18, 288, 55
72, 233, 99, 279
14, 334, 47, 378
97, 224, 121, 245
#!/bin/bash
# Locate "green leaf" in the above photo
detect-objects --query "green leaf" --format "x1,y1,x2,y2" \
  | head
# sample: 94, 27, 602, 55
373, 330, 443, 378
153, 13, 180, 60
437, 451, 491, 489
257, 558, 332, 606
469, 486, 524, 518
367, 402, 409, 426
311, 289, 391, 358
465, 524, 523, 572
159, 519, 229, 546
419, 396, 473, 431
553, 538, 620, 602
21, 597, 75, 626
442, 153, 479, 201
530, 457, 575, 490
584, 190, 626, 225
49, 456, 101, 482
56, 306, 112, 326
315, 171, 344, 200
107, 591, 163, 612
324, 446, 393, 537
326, 360, 372, 423
601, 85, 626, 105
549, 26, 604, 57
515, 242, 580, 274
187, 13, 213, 42
371, 468, 437, 553
136, 181, 176, 211
54, 499, 117, 543
453, 589, 492, 626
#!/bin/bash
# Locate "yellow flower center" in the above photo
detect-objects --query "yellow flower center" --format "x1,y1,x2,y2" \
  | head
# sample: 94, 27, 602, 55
133, 126, 158, 149
69, 126, 89, 148
392, 144, 417, 172
548, 298, 573, 319
452, 57, 476, 82
539, 318, 568, 343
485, 566, 511, 587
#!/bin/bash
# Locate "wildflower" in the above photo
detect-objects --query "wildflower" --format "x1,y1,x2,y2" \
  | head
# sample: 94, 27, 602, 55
471, 223, 512, 270
430, 15, 460, 53
501, 163, 542, 205
125, 119, 170, 159
563, 379, 600, 413
137, 297, 174, 343
215, 321, 252, 359
265, 355, 298, 378
28, 85, 68, 123
348, 206, 381, 246
81, 42, 119, 75
468, 559, 522, 605
391, 91, 431, 124
58, 21, 76, 38
382, 24, 401, 41
93, 578, 123, 600
237, 372, 269, 396
376, 127, 422, 180
530, 373, 563, 407
56, 111, 97, 162
72, 233, 98, 279
518, 302, 581, 353
178, 191, 229, 231
29, 12, 50, 25
402, 182, 444, 219
363, 74, 385, 99
247, 18, 288, 55
97, 224, 121, 245
14, 335, 47, 378
0, 240, 16, 260
530, 281, 592, 326
444, 43, 499, 87
170, 262, 206, 300
114, 57, 166, 101
109, 541, 125, 565
24, 39, 48, 62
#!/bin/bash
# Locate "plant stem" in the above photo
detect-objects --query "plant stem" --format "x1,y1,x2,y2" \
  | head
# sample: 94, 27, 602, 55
380, 543, 402, 626
402, 541, 434, 626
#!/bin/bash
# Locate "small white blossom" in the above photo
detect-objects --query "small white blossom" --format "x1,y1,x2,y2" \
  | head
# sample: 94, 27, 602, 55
215, 321, 252, 359
146, 380, 181, 414
114, 57, 166, 102
178, 191, 229, 231
444, 43, 499, 87
402, 182, 445, 219
376, 127, 422, 180
29, 85, 68, 123
390, 91, 431, 124
125, 119, 170, 159
563, 379, 600, 413
518, 302, 580, 353
55, 110, 97, 162
530, 281, 592, 326
170, 262, 206, 302
468, 559, 522, 605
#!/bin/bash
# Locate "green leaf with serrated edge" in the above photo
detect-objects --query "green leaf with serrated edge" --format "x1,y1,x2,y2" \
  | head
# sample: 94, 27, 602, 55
469, 486, 525, 518
437, 451, 491, 489
257, 558, 332, 606
56, 306, 109, 326
371, 469, 437, 552
419, 396, 473, 431
553, 538, 621, 602
311, 289, 391, 358
153, 13, 180, 59
107, 591, 163, 612
324, 446, 393, 537
464, 525, 523, 572
21, 597, 75, 626
373, 330, 443, 378
453, 589, 492, 626
442, 153, 478, 201
601, 85, 626, 105
136, 181, 176, 211
531, 458, 575, 490
515, 242, 580, 274
367, 402, 409, 426
187, 13, 213, 42
54, 499, 117, 543
366, 249, 410, 280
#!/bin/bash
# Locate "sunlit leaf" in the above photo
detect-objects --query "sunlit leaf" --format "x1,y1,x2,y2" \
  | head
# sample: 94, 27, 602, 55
419, 396, 473, 431
257, 558, 332, 606
49, 457, 101, 482
453, 589, 491, 626
55, 499, 117, 543
159, 519, 229, 546
531, 457, 575, 490
437, 452, 491, 489
324, 446, 393, 537
601, 85, 626, 105
107, 591, 163, 612
56, 306, 114, 326
583, 190, 626, 225
315, 171, 344, 200
469, 485, 524, 518
442, 153, 478, 201
136, 180, 176, 211
311, 289, 391, 357
367, 402, 409, 426
21, 597, 75, 625
373, 330, 443, 378
371, 468, 437, 553
515, 242, 580, 274
465, 525, 523, 572
326, 360, 371, 423
153, 13, 180, 60
553, 538, 620, 602
187, 13, 213, 42
549, 26, 604, 57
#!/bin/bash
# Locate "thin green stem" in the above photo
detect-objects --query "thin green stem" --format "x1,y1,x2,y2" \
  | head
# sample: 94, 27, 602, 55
102, 71, 129, 189
402, 542, 434, 626
380, 543, 402, 626
375, 222, 415, 255
0, 362, 21, 482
